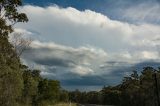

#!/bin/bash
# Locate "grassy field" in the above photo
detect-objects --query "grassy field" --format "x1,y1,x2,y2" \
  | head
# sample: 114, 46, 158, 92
53, 102, 77, 106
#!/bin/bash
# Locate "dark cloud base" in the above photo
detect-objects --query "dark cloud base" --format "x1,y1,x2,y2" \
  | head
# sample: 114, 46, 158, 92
57, 61, 160, 91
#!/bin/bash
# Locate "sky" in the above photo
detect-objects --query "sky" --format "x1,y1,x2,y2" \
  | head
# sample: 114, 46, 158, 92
13, 0, 160, 91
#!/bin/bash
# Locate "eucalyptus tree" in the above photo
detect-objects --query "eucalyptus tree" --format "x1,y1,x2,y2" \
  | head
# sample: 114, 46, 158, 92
0, 0, 28, 105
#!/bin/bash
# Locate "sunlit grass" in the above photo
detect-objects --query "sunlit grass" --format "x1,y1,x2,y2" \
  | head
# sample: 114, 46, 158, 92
53, 102, 77, 106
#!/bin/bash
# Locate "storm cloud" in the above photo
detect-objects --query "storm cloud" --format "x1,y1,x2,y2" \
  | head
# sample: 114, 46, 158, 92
14, 4, 160, 90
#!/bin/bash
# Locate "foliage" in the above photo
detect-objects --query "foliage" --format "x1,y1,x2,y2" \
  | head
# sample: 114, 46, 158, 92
36, 79, 60, 106
0, 0, 28, 105
69, 67, 160, 106
0, 0, 62, 106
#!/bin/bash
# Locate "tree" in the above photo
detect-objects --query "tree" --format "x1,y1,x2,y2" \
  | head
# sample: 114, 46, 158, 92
21, 69, 41, 106
9, 32, 32, 57
139, 67, 157, 106
0, 0, 28, 106
101, 86, 121, 105
59, 90, 69, 102
37, 79, 60, 106
119, 68, 159, 106
120, 71, 142, 106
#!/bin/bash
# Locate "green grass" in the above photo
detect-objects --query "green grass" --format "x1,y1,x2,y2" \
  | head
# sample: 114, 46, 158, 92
53, 102, 77, 106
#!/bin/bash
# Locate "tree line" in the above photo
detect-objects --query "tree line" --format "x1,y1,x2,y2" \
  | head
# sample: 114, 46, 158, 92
0, 0, 68, 106
69, 67, 160, 106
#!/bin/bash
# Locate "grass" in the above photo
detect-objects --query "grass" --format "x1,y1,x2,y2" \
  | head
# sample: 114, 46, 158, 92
53, 102, 77, 106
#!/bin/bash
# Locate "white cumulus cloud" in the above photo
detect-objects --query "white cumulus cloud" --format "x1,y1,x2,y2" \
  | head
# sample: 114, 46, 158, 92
14, 5, 160, 84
